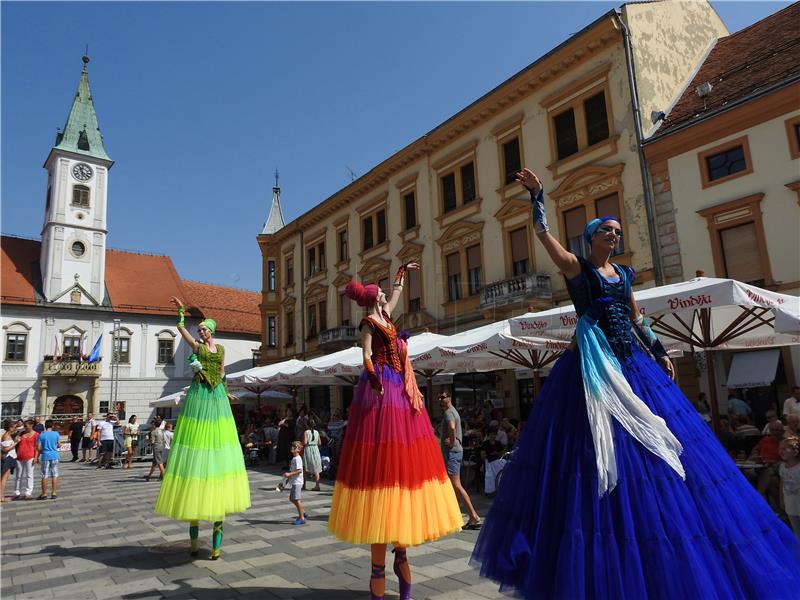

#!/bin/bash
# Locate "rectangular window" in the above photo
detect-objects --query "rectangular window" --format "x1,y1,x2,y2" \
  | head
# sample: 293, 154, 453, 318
63, 335, 81, 359
113, 337, 130, 364
286, 257, 294, 285
441, 173, 457, 213
408, 269, 421, 312
363, 216, 374, 250
554, 108, 579, 160
584, 91, 609, 146
461, 162, 476, 204
340, 293, 351, 326
307, 247, 316, 276
379, 278, 389, 293
157, 339, 174, 364
467, 245, 482, 296
155, 407, 173, 420
1, 402, 23, 418
319, 301, 327, 332
286, 312, 295, 345
564, 205, 588, 258
318, 242, 326, 271
268, 316, 277, 347
403, 192, 416, 230
338, 230, 348, 262
5, 333, 27, 362
308, 305, 317, 338
595, 194, 625, 256
510, 227, 529, 276
720, 223, 764, 286
706, 145, 747, 182
267, 260, 276, 291
376, 210, 387, 244
72, 185, 90, 207
446, 252, 461, 301
502, 137, 521, 185
99, 401, 109, 415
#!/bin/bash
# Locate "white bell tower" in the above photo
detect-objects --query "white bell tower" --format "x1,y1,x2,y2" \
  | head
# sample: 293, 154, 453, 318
40, 55, 113, 306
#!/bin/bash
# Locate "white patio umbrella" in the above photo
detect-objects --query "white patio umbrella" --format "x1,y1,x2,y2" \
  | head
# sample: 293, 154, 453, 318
510, 277, 800, 430
226, 358, 308, 386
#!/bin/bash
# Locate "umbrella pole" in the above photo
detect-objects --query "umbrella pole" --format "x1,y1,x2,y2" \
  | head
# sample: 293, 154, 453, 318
705, 349, 721, 435
533, 370, 542, 397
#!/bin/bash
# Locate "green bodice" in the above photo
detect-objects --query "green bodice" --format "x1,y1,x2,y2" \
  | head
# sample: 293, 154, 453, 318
198, 343, 225, 388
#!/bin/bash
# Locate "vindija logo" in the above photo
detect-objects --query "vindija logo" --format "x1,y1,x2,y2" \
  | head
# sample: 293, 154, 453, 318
466, 342, 488, 353
518, 320, 548, 331
666, 294, 713, 310
560, 314, 578, 326
745, 288, 784, 306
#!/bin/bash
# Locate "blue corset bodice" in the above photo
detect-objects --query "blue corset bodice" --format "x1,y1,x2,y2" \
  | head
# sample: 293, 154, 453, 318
567, 257, 635, 358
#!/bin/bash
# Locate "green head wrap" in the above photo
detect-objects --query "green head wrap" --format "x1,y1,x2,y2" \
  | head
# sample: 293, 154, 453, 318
200, 319, 217, 334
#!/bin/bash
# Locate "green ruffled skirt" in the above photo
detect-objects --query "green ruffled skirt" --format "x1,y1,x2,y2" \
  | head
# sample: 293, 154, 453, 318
154, 381, 250, 522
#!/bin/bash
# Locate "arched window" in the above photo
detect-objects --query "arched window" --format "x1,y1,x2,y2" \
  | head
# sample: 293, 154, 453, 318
72, 185, 90, 207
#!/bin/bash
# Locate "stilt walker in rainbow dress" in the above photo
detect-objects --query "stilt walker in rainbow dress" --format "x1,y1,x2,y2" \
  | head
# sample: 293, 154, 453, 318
471, 168, 800, 599
154, 298, 251, 560
328, 263, 463, 600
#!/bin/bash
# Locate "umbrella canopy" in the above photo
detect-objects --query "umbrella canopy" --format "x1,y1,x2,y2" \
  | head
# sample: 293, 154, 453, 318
226, 358, 307, 386
510, 277, 799, 351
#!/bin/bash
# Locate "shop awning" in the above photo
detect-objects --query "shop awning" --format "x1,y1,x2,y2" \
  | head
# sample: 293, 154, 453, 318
726, 349, 781, 389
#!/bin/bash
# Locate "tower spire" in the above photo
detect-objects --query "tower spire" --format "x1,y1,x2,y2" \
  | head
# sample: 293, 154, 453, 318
51, 55, 111, 162
262, 171, 286, 235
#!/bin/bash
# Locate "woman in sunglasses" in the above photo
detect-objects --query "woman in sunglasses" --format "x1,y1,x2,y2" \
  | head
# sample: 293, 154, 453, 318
154, 297, 251, 560
471, 168, 799, 598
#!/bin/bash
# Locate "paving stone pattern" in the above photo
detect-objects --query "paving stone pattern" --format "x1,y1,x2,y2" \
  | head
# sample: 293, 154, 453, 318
1, 460, 505, 600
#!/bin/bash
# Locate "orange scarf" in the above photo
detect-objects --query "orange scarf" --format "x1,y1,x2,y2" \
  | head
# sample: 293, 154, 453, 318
398, 338, 424, 413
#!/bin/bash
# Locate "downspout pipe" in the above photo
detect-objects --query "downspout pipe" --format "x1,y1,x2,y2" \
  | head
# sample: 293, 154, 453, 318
614, 11, 664, 286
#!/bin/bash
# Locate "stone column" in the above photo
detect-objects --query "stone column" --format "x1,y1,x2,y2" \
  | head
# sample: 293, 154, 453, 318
90, 378, 101, 416
38, 379, 48, 417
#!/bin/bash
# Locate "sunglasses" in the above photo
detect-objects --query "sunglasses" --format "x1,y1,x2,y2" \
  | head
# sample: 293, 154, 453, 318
595, 225, 623, 237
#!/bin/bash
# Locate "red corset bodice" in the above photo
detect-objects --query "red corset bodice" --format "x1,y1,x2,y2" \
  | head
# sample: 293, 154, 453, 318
360, 311, 402, 374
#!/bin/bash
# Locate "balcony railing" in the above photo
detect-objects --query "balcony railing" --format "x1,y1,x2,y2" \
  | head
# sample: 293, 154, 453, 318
42, 359, 101, 377
479, 272, 552, 309
318, 325, 359, 347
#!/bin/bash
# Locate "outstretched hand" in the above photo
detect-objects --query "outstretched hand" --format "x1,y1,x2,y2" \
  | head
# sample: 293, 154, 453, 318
515, 168, 542, 194
170, 297, 185, 310
405, 262, 420, 271
659, 356, 676, 380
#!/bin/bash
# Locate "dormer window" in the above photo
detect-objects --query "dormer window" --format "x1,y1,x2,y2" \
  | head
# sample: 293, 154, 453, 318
77, 129, 90, 151
72, 185, 90, 207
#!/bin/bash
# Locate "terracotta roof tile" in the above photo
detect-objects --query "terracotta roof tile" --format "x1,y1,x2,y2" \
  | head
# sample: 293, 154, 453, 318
657, 3, 800, 135
1, 236, 261, 336
182, 280, 261, 336
105, 249, 189, 316
1, 236, 40, 306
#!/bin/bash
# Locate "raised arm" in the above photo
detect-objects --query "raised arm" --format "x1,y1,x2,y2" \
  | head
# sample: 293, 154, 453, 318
170, 297, 199, 351
384, 262, 419, 316
629, 292, 675, 380
516, 168, 581, 279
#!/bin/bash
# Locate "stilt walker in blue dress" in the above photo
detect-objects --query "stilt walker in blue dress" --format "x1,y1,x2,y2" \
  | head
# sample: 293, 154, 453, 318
471, 168, 800, 600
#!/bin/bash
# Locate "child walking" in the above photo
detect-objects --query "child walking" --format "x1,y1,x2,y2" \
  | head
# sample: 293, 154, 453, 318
779, 436, 800, 537
284, 441, 306, 525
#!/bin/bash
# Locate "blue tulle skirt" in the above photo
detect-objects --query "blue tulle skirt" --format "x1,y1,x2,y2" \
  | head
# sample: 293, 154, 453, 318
471, 346, 800, 599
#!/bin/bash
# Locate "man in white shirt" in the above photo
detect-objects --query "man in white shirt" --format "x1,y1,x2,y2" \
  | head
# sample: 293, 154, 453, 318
783, 386, 800, 420
95, 414, 118, 469
80, 413, 96, 463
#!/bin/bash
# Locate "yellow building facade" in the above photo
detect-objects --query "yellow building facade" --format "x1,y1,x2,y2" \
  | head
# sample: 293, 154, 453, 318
258, 2, 729, 417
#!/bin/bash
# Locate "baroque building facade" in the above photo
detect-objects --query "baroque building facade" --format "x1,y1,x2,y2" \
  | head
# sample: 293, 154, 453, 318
257, 2, 730, 417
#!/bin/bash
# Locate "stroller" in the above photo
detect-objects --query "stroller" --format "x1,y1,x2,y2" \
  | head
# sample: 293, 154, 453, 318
245, 443, 260, 467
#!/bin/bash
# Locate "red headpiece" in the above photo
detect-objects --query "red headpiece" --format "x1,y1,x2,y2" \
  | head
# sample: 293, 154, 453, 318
345, 281, 380, 307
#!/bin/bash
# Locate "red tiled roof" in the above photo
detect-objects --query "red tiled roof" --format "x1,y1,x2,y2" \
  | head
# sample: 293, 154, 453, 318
1, 236, 40, 306
657, 2, 800, 135
105, 249, 189, 316
1, 235, 261, 336
182, 280, 261, 336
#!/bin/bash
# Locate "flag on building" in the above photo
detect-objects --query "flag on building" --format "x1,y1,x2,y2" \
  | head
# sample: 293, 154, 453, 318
87, 335, 103, 363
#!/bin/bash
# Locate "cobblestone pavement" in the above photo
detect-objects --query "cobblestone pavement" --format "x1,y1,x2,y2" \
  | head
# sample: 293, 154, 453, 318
1, 459, 506, 600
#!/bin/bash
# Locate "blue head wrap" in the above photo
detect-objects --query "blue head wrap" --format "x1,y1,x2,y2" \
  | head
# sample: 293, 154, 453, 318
584, 216, 621, 245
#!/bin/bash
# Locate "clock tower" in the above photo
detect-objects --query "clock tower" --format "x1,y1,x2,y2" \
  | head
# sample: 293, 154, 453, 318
40, 56, 114, 305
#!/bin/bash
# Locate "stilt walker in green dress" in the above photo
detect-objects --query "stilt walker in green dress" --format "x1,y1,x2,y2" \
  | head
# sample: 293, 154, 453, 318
155, 298, 251, 560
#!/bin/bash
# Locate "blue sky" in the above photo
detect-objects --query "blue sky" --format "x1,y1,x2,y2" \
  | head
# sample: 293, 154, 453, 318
2, 1, 790, 292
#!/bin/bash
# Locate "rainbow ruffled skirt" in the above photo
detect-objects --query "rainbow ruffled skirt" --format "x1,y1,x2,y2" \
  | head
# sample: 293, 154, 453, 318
328, 365, 463, 546
154, 381, 250, 522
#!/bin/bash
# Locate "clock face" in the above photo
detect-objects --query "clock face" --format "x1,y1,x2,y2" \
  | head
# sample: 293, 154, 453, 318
72, 163, 94, 182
